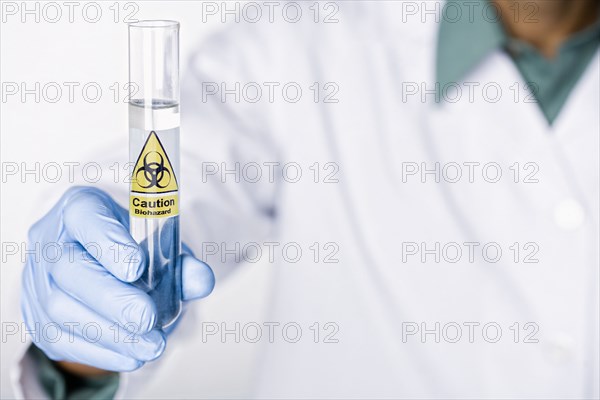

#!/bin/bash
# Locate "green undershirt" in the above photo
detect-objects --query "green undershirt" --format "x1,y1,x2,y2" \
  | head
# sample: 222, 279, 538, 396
29, 345, 119, 400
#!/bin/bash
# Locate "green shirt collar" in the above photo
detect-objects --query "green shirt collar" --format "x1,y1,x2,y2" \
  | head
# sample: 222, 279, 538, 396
437, 0, 506, 90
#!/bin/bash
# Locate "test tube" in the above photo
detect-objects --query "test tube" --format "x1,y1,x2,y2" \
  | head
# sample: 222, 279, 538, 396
128, 20, 181, 328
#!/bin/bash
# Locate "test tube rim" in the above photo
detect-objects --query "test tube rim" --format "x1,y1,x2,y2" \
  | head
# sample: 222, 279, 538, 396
128, 20, 180, 29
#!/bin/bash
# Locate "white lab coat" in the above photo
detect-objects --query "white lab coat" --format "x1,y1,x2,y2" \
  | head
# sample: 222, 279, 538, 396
13, 2, 599, 399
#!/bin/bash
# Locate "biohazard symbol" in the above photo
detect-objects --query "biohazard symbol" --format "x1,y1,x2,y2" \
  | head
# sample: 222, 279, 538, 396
131, 131, 178, 194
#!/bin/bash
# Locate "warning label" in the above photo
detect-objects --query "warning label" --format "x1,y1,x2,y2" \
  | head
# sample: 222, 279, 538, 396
131, 131, 178, 194
130, 131, 178, 218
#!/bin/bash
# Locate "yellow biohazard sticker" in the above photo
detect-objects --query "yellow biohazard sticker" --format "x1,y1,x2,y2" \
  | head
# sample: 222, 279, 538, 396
130, 131, 179, 218
131, 131, 178, 193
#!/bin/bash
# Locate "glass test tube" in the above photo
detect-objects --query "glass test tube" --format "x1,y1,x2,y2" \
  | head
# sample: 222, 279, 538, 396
128, 20, 181, 328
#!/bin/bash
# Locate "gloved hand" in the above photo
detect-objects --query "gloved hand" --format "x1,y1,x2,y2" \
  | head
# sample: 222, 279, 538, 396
21, 186, 215, 371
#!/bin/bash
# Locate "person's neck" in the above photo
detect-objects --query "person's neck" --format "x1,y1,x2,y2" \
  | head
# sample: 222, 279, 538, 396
493, 0, 599, 58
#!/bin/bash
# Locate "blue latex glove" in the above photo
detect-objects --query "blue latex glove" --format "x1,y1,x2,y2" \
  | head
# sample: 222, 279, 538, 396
21, 186, 215, 371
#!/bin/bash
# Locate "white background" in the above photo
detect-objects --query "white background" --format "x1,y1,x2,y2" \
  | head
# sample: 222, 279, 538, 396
1, 1, 267, 398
